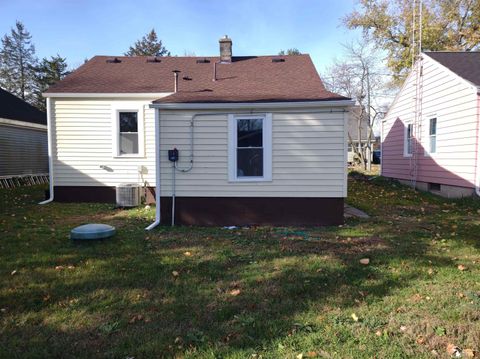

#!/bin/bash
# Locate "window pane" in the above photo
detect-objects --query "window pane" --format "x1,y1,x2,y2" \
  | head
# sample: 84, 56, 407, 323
430, 118, 437, 135
119, 112, 138, 132
120, 133, 138, 154
237, 148, 263, 177
237, 119, 263, 147
430, 136, 436, 153
407, 124, 413, 154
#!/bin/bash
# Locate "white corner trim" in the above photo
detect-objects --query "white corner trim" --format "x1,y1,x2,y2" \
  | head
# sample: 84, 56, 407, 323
0, 117, 47, 130
228, 113, 273, 182
43, 92, 173, 98
111, 103, 145, 158
151, 100, 355, 110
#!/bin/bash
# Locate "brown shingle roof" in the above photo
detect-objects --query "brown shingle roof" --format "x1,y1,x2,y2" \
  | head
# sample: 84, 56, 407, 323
46, 55, 347, 103
425, 51, 480, 87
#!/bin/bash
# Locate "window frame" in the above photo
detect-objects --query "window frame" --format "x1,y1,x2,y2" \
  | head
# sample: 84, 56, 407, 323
112, 104, 145, 158
228, 113, 272, 182
403, 122, 413, 157
425, 116, 437, 156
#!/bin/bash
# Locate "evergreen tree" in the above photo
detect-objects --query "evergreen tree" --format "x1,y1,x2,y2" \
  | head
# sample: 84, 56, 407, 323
34, 55, 69, 110
278, 48, 302, 55
125, 29, 170, 56
0, 21, 38, 104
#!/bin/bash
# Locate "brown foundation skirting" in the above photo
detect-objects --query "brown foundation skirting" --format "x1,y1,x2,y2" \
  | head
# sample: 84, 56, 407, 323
54, 186, 344, 226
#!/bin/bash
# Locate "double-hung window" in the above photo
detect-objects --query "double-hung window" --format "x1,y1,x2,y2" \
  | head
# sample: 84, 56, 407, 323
429, 117, 437, 154
113, 106, 144, 157
228, 114, 272, 181
119, 112, 139, 155
405, 123, 413, 156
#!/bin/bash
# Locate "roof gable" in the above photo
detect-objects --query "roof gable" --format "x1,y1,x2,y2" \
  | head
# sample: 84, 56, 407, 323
424, 51, 480, 87
45, 55, 347, 103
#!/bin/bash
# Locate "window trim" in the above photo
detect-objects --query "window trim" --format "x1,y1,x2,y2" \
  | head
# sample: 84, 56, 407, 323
403, 122, 413, 157
228, 113, 272, 182
425, 116, 437, 157
112, 105, 145, 158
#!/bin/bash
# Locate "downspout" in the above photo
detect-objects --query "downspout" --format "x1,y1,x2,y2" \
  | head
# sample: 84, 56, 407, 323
39, 97, 54, 205
145, 108, 161, 230
475, 90, 480, 197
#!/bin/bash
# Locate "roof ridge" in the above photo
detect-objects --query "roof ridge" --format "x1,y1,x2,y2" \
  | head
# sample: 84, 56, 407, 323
92, 54, 312, 59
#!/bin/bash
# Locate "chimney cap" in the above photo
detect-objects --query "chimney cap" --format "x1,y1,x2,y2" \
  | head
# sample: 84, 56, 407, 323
219, 35, 232, 42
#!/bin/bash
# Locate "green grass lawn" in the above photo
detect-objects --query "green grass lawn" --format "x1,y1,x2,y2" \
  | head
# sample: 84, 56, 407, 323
1, 173, 480, 358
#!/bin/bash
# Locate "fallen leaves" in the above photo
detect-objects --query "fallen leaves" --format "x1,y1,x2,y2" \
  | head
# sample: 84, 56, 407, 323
464, 349, 476, 358
129, 314, 143, 324
457, 264, 467, 271
351, 313, 359, 322
359, 258, 370, 265
172, 271, 179, 277
229, 289, 241, 296
447, 343, 462, 357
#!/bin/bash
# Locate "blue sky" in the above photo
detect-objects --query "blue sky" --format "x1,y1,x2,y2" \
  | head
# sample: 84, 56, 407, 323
0, 0, 360, 74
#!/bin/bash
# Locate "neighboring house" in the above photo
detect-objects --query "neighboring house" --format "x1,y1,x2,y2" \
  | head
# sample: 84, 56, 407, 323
43, 36, 354, 226
347, 107, 369, 164
0, 88, 48, 177
381, 52, 480, 198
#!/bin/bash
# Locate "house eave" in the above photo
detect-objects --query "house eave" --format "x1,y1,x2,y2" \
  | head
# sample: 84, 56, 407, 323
149, 99, 356, 110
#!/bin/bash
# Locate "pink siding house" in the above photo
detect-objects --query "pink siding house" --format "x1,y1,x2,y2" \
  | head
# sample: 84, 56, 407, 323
381, 52, 480, 198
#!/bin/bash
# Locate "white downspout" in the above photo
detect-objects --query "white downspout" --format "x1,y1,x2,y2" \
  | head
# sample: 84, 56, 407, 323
146, 108, 161, 230
39, 97, 54, 205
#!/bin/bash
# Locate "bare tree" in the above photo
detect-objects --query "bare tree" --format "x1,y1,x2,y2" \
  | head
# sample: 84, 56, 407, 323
323, 40, 389, 171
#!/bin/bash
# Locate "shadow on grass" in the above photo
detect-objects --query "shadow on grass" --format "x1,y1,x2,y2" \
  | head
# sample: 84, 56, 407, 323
0, 183, 466, 358
0, 181, 473, 357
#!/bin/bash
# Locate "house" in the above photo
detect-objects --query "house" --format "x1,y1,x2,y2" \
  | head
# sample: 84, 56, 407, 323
381, 52, 480, 198
42, 36, 355, 226
0, 88, 48, 178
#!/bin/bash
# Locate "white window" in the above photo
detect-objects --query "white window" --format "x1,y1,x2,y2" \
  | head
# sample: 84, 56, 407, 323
228, 114, 272, 182
429, 117, 437, 154
112, 105, 145, 157
119, 112, 139, 155
404, 123, 413, 156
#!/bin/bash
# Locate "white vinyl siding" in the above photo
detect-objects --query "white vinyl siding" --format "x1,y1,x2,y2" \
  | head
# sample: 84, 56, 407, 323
52, 100, 348, 198
382, 54, 478, 184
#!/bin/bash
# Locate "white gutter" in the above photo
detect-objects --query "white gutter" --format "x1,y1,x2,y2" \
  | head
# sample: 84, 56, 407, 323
39, 97, 54, 205
145, 108, 161, 230
0, 118, 47, 131
150, 99, 355, 110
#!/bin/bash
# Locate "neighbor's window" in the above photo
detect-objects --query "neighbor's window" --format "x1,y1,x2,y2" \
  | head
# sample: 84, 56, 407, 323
429, 118, 437, 154
406, 123, 413, 155
228, 114, 272, 181
119, 111, 138, 155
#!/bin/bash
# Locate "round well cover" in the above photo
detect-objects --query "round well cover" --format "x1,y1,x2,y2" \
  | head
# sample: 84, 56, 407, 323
70, 223, 116, 240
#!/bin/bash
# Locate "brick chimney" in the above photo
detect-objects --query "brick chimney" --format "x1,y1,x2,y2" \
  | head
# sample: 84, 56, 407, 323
219, 35, 232, 63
